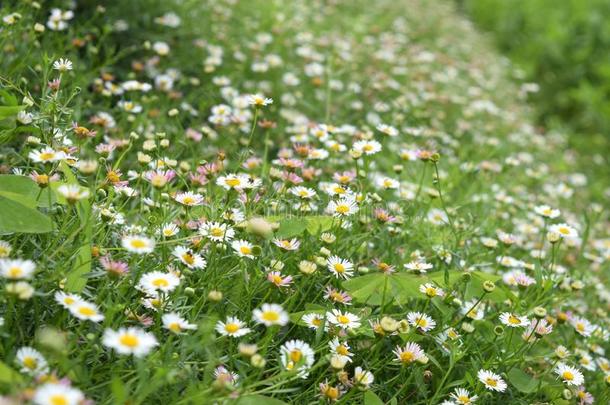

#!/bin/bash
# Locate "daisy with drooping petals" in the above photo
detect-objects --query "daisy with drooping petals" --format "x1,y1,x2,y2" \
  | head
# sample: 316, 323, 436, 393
327, 256, 354, 279
216, 316, 252, 337
102, 327, 158, 357
162, 312, 197, 334
253, 303, 289, 327
353, 367, 374, 388
280, 339, 315, 378
0, 258, 36, 279
477, 369, 507, 392
172, 246, 207, 269
267, 271, 293, 287
121, 235, 155, 254
554, 362, 584, 386
16, 347, 48, 376
33, 383, 84, 405
329, 338, 353, 363
499, 312, 529, 328
326, 309, 361, 330
273, 238, 301, 251
393, 342, 426, 365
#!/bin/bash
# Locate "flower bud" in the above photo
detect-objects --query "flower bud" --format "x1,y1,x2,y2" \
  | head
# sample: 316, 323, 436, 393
207, 290, 223, 301
251, 354, 266, 368
483, 280, 496, 293
533, 307, 547, 319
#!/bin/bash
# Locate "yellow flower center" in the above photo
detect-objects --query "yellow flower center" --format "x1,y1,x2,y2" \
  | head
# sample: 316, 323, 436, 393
8, 267, 22, 278
224, 323, 240, 333
181, 196, 195, 205
40, 152, 55, 160
119, 334, 139, 348
169, 323, 181, 333
335, 205, 349, 214
262, 311, 279, 322
363, 144, 373, 152
130, 239, 147, 249
334, 263, 345, 273
240, 246, 252, 255
182, 253, 195, 265
50, 395, 68, 405
152, 278, 169, 287
78, 306, 96, 316
508, 315, 521, 325
400, 351, 414, 363
336, 345, 349, 356
337, 315, 350, 324
486, 378, 498, 387
23, 357, 37, 369
290, 349, 302, 363
225, 178, 241, 187
562, 371, 574, 381
210, 227, 224, 237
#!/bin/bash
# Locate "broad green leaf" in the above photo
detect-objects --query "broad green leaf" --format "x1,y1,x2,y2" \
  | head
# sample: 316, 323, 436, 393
0, 195, 53, 233
305, 215, 333, 234
0, 105, 25, 119
507, 368, 539, 393
0, 174, 54, 207
364, 391, 384, 405
0, 361, 23, 384
276, 217, 308, 238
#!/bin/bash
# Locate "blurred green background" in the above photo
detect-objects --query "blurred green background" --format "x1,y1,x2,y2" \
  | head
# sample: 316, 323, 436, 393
460, 0, 610, 157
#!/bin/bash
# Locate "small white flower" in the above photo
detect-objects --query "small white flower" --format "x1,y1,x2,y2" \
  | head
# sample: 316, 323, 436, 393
477, 369, 507, 392
102, 327, 158, 357
215, 316, 251, 337
253, 303, 289, 327
52, 58, 73, 72
33, 383, 83, 405
554, 362, 584, 386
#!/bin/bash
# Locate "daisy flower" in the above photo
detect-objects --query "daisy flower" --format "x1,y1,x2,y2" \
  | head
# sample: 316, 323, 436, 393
326, 309, 361, 330
0, 240, 12, 257
554, 363, 584, 386
289, 186, 316, 199
232, 239, 255, 259
273, 238, 301, 251
329, 338, 353, 362
419, 283, 445, 298
280, 339, 315, 378
499, 312, 529, 328
327, 198, 359, 217
450, 388, 478, 404
393, 342, 426, 365
15, 347, 48, 376
302, 313, 325, 330
54, 291, 83, 309
215, 316, 252, 337
216, 173, 250, 190
162, 312, 197, 334
353, 367, 374, 388
267, 271, 293, 287
534, 204, 560, 219
352, 139, 382, 155
248, 94, 273, 107
57, 184, 90, 203
200, 221, 235, 242
327, 256, 354, 279
159, 223, 180, 238
0, 258, 36, 279
172, 246, 207, 269
253, 303, 289, 327
174, 191, 204, 206
102, 327, 158, 357
404, 261, 433, 273
549, 223, 578, 239
477, 369, 507, 392
427, 208, 449, 225
571, 317, 595, 337
69, 301, 105, 322
407, 311, 436, 332
121, 235, 155, 254
53, 58, 73, 72
28, 147, 66, 163
137, 271, 180, 295
33, 383, 84, 405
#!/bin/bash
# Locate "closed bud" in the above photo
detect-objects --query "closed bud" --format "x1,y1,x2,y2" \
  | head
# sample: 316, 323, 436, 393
380, 316, 398, 333
494, 325, 504, 336
423, 370, 433, 382
208, 290, 223, 301
251, 354, 266, 368
483, 280, 496, 293
184, 287, 196, 297
533, 307, 547, 319
461, 322, 475, 334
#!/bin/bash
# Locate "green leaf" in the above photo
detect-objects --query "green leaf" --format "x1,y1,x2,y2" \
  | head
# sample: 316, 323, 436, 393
305, 215, 333, 234
0, 174, 55, 207
235, 395, 288, 405
507, 368, 539, 393
364, 391, 384, 405
0, 361, 23, 384
276, 217, 308, 238
0, 105, 25, 119
0, 195, 53, 233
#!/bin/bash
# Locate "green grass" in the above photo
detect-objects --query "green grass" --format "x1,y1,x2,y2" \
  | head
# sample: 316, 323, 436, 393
0, 0, 608, 403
